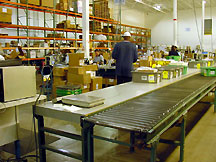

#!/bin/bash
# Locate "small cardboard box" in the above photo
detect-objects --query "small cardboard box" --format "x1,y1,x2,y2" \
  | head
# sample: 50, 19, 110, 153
41, 0, 54, 8
53, 76, 66, 83
69, 53, 85, 66
68, 66, 85, 74
90, 77, 102, 91
20, 0, 40, 5
53, 66, 68, 77
82, 64, 98, 71
53, 80, 66, 86
67, 73, 91, 84
0, 8, 12, 23
107, 78, 117, 85
82, 88, 90, 93
132, 71, 162, 83
140, 60, 151, 67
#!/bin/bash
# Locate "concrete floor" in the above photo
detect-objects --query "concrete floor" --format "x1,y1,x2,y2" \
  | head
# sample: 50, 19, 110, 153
0, 101, 216, 162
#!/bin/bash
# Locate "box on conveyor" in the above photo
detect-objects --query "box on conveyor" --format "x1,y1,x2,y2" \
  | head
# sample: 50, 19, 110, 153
168, 65, 187, 75
201, 67, 216, 77
157, 67, 175, 79
164, 66, 182, 78
90, 77, 102, 91
132, 71, 162, 83
0, 7, 12, 24
188, 61, 208, 69
68, 53, 85, 66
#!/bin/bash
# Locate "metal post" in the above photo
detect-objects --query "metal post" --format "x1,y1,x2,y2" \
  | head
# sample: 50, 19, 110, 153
150, 139, 159, 162
214, 89, 216, 113
173, 0, 178, 46
14, 140, 21, 159
130, 131, 135, 152
82, 0, 90, 59
201, 0, 206, 52
81, 120, 94, 162
37, 115, 46, 162
180, 115, 187, 162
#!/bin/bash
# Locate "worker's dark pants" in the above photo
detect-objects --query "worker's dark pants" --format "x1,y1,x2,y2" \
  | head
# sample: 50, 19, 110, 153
117, 76, 132, 85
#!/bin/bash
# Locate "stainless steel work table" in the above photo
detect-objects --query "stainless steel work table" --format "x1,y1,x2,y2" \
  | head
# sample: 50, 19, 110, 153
34, 69, 215, 162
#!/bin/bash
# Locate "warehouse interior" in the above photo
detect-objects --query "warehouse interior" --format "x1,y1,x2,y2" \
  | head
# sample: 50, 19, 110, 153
0, 0, 216, 162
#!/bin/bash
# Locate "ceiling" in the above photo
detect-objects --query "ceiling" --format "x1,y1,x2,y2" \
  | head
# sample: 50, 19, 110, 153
122, 0, 216, 13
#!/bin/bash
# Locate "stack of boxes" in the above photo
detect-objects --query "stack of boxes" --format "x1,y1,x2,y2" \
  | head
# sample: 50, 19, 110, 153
56, 20, 77, 29
67, 53, 103, 93
89, 21, 102, 32
94, 0, 110, 19
53, 66, 68, 98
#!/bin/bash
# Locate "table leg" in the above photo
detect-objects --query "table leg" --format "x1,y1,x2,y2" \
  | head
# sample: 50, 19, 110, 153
150, 139, 159, 162
214, 89, 216, 113
14, 140, 21, 159
180, 115, 187, 162
81, 120, 94, 162
130, 131, 135, 153
37, 115, 46, 162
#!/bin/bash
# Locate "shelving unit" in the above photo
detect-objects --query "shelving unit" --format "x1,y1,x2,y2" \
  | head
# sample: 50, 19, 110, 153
0, 0, 151, 62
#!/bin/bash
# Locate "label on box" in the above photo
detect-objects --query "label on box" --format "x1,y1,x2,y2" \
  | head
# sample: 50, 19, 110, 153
210, 71, 215, 75
141, 76, 147, 81
208, 62, 211, 67
79, 59, 84, 66
163, 71, 168, 79
170, 72, 173, 79
96, 84, 99, 89
148, 75, 155, 83
176, 70, 179, 77
84, 85, 88, 89
2, 8, 7, 13
197, 64, 200, 69
109, 79, 114, 83
157, 74, 160, 83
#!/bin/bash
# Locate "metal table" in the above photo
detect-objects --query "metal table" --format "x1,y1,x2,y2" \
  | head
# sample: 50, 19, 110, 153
34, 69, 215, 162
0, 95, 46, 159
83, 74, 216, 162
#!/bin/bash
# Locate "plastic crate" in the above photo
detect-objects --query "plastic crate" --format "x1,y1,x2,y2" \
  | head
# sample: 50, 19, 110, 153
166, 56, 181, 61
201, 67, 216, 77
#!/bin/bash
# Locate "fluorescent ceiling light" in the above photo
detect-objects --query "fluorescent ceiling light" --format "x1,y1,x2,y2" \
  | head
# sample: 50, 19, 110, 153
134, 0, 165, 13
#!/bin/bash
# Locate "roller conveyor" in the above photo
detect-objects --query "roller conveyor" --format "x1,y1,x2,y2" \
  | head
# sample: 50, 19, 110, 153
84, 74, 216, 137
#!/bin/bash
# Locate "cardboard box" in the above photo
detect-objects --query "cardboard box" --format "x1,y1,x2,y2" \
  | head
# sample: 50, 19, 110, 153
0, 8, 12, 23
20, 0, 40, 5
140, 60, 152, 67
82, 64, 98, 71
90, 77, 102, 91
67, 73, 91, 84
10, 49, 19, 59
69, 53, 85, 66
60, 0, 68, 3
60, 2, 68, 10
53, 76, 66, 83
68, 66, 85, 75
132, 72, 162, 83
107, 78, 117, 85
82, 88, 90, 93
53, 66, 68, 77
40, 0, 54, 8
53, 80, 66, 86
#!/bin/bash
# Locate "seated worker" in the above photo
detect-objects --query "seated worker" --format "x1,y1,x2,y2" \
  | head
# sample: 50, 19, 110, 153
169, 45, 179, 56
93, 49, 104, 65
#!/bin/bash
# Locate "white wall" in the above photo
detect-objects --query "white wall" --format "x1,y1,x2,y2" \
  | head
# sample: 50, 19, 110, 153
145, 7, 216, 52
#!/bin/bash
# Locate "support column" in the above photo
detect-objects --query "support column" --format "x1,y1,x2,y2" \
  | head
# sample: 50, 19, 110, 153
214, 89, 216, 113
82, 0, 90, 59
130, 131, 135, 152
201, 0, 206, 52
173, 0, 178, 46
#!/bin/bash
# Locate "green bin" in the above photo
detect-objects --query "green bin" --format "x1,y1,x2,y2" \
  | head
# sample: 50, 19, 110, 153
166, 56, 181, 61
201, 67, 216, 77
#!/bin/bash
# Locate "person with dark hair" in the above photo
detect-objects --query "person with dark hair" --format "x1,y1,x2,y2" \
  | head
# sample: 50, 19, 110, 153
169, 45, 179, 56
93, 49, 104, 65
112, 32, 138, 85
